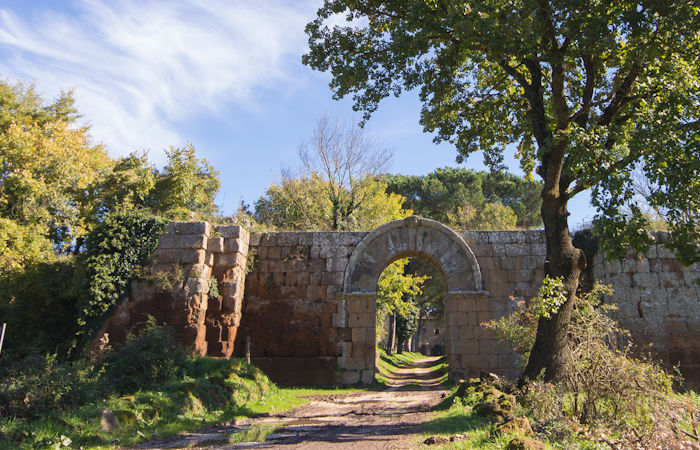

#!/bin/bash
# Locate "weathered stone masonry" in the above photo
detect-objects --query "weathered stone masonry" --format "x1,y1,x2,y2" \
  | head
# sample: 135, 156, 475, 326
97, 217, 699, 389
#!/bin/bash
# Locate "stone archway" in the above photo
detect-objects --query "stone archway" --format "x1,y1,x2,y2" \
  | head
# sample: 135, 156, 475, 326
341, 216, 488, 381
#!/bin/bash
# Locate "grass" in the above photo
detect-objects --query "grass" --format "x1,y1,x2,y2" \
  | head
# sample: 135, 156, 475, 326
0, 357, 363, 450
375, 346, 449, 386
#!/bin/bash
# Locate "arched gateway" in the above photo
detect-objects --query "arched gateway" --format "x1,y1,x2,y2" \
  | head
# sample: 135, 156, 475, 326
342, 216, 488, 381
97, 216, 698, 388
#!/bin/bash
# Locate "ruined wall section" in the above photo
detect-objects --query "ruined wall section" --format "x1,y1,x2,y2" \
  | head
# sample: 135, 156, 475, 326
233, 232, 368, 385
591, 242, 700, 387
454, 231, 547, 379
92, 222, 249, 358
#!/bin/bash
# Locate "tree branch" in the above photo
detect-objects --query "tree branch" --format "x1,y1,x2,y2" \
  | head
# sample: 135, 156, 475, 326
599, 64, 641, 127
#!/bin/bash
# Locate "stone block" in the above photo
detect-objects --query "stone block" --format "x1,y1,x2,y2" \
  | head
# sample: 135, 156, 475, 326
684, 272, 700, 286
531, 243, 546, 256
492, 244, 508, 257
457, 340, 479, 354
225, 238, 247, 253
186, 263, 210, 279
332, 313, 346, 328
152, 249, 181, 264
277, 232, 299, 246
487, 354, 499, 369
179, 234, 207, 249
186, 278, 209, 294
360, 369, 374, 384
249, 233, 261, 246
633, 273, 659, 288
215, 252, 246, 268
458, 325, 475, 340
336, 370, 360, 384
325, 257, 347, 273
657, 246, 675, 258
321, 271, 344, 285
216, 225, 245, 239
165, 221, 210, 236
605, 259, 623, 275
181, 249, 207, 264
208, 237, 225, 253
310, 245, 321, 259
350, 325, 365, 344
479, 340, 497, 354
158, 234, 181, 249
505, 244, 528, 257
220, 280, 243, 299
266, 246, 281, 259
348, 312, 364, 328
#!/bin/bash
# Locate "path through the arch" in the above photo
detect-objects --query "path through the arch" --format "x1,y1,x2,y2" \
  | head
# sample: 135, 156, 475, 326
138, 357, 449, 449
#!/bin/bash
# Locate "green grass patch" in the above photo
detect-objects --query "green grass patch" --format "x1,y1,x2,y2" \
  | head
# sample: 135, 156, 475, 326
0, 360, 364, 449
375, 347, 449, 387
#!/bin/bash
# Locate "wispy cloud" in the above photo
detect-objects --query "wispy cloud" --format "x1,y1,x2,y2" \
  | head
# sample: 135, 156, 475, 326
0, 0, 316, 160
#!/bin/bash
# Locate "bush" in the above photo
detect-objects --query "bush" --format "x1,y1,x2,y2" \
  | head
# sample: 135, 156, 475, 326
98, 319, 187, 395
0, 354, 98, 418
0, 258, 87, 359
485, 281, 697, 447
79, 210, 166, 336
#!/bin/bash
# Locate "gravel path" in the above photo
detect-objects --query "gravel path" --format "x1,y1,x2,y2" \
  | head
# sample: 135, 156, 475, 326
136, 356, 449, 449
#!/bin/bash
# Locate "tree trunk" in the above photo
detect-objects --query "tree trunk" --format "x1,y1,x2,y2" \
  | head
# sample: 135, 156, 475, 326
387, 312, 396, 356
522, 193, 586, 382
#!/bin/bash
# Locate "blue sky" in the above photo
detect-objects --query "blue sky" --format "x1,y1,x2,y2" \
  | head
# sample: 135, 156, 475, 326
0, 0, 595, 228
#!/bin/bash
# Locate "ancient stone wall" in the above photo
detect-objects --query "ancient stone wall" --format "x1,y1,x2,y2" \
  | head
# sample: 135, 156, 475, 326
233, 232, 365, 385
591, 242, 700, 388
93, 222, 250, 358
234, 222, 547, 384
98, 219, 698, 389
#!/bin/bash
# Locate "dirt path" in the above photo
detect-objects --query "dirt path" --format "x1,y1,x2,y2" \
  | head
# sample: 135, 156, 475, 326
137, 356, 449, 449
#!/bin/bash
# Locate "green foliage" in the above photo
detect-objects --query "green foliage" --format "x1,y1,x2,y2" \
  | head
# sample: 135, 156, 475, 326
99, 319, 187, 395
255, 177, 411, 231
79, 210, 167, 335
485, 282, 695, 445
395, 307, 419, 350
0, 353, 99, 419
0, 80, 111, 252
376, 259, 426, 343
384, 168, 542, 229
532, 276, 567, 320
0, 258, 87, 359
150, 144, 221, 220
305, 0, 699, 261
0, 344, 281, 448
0, 218, 54, 273
96, 152, 156, 214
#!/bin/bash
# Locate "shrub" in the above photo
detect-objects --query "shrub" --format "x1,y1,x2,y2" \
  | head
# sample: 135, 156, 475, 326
485, 281, 697, 446
99, 318, 186, 395
0, 354, 98, 418
79, 210, 166, 336
0, 257, 87, 359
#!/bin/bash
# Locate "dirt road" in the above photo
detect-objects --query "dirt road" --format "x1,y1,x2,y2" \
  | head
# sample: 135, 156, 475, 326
138, 356, 449, 449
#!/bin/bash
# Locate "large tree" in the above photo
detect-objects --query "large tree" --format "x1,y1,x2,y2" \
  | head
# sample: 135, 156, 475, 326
255, 115, 410, 231
304, 1, 700, 381
384, 167, 543, 229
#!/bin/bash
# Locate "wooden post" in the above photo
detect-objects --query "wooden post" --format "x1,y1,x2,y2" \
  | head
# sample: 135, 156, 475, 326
0, 323, 6, 357
245, 336, 251, 364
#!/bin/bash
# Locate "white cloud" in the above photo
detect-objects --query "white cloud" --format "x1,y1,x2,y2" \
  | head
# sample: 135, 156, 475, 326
0, 0, 317, 160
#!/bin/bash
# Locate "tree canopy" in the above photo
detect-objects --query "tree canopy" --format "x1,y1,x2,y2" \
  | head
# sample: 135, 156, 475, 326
254, 116, 411, 231
384, 168, 542, 229
305, 0, 700, 380
0, 79, 222, 356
